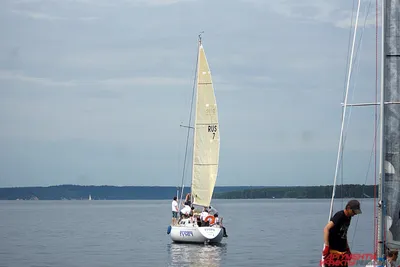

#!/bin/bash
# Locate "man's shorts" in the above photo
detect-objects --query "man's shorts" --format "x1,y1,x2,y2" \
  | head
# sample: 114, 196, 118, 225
172, 211, 178, 218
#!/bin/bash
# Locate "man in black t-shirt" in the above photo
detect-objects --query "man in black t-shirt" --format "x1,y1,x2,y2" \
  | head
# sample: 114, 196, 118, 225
322, 200, 362, 267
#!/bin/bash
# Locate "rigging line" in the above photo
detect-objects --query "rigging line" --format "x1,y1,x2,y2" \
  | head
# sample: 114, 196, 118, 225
340, 0, 357, 205
339, 0, 370, 201
342, 0, 373, 251
342, 0, 373, 162
351, 116, 380, 249
343, 0, 357, 101
340, 0, 356, 133
328, 0, 361, 222
339, 0, 373, 250
178, 34, 201, 211
341, 0, 371, 208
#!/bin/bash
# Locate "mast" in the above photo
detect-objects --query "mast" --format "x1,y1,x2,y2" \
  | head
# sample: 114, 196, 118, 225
177, 33, 202, 210
377, 0, 385, 260
378, 0, 400, 257
189, 32, 203, 204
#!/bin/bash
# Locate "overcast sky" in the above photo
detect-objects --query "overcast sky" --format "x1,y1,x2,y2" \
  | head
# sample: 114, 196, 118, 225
0, 0, 381, 187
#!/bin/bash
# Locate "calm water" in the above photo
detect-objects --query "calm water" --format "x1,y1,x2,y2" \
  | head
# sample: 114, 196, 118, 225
0, 198, 375, 267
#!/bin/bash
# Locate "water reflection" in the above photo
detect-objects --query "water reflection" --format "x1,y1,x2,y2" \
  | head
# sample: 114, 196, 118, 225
167, 242, 227, 267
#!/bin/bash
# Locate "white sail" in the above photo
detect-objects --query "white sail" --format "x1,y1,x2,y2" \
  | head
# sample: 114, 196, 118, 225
191, 43, 220, 207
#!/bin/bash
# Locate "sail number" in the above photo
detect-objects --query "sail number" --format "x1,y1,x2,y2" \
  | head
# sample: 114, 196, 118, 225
208, 125, 217, 139
205, 107, 216, 115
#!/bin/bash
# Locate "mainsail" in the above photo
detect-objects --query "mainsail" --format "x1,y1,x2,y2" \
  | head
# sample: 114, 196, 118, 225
383, 0, 400, 250
191, 41, 220, 207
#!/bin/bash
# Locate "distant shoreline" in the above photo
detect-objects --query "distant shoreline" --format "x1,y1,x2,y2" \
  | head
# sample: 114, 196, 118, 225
0, 184, 376, 200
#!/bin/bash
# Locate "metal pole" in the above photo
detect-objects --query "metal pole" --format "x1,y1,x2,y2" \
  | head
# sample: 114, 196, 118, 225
377, 0, 386, 261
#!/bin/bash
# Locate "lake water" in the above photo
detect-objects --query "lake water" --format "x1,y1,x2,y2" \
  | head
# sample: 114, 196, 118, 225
0, 198, 376, 267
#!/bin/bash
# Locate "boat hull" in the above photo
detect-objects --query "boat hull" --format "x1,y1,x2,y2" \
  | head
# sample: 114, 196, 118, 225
170, 225, 224, 244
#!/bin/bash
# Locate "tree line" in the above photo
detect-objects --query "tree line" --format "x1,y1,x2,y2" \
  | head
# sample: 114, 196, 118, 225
213, 184, 377, 199
0, 184, 375, 200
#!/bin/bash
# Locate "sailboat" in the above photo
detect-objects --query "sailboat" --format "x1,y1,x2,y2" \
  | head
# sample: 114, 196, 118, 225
167, 33, 226, 244
322, 0, 400, 266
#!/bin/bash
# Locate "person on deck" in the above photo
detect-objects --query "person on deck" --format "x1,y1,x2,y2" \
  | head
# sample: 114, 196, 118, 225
180, 203, 191, 219
184, 193, 192, 207
386, 250, 398, 267
200, 207, 209, 226
212, 213, 228, 237
189, 206, 195, 217
322, 199, 362, 267
171, 196, 178, 225
208, 205, 218, 215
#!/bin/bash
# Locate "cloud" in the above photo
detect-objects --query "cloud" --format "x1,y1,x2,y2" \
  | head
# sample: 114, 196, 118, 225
130, 0, 196, 6
98, 76, 189, 86
0, 70, 274, 93
0, 70, 189, 88
12, 0, 195, 8
242, 0, 377, 29
11, 9, 98, 21
0, 70, 76, 87
8, 0, 100, 21
11, 10, 61, 20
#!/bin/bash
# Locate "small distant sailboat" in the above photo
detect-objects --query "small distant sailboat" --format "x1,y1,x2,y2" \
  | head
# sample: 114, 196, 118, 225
88, 194, 92, 201
168, 33, 226, 244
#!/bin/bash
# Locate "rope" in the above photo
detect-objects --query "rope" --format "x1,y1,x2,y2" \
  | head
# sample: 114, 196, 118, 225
328, 0, 361, 222
340, 0, 357, 207
344, 0, 373, 143
342, 0, 373, 192
177, 36, 200, 211
342, 0, 374, 250
351, 116, 379, 249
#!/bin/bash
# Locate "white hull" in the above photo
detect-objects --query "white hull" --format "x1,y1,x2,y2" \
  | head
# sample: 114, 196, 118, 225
169, 224, 224, 244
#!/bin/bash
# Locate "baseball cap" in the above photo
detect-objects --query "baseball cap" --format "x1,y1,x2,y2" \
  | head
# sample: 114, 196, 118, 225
347, 199, 362, 214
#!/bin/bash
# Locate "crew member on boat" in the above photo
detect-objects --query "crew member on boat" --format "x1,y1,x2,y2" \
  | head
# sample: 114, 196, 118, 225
322, 199, 362, 267
171, 196, 178, 225
200, 207, 209, 226
180, 203, 191, 217
208, 205, 218, 215
386, 250, 398, 267
184, 193, 192, 206
189, 206, 195, 217
212, 213, 228, 237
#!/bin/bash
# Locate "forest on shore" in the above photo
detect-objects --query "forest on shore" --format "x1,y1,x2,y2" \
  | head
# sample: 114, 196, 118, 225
0, 184, 375, 200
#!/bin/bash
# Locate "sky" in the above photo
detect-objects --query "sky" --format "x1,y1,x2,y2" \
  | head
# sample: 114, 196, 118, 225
0, 0, 383, 187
